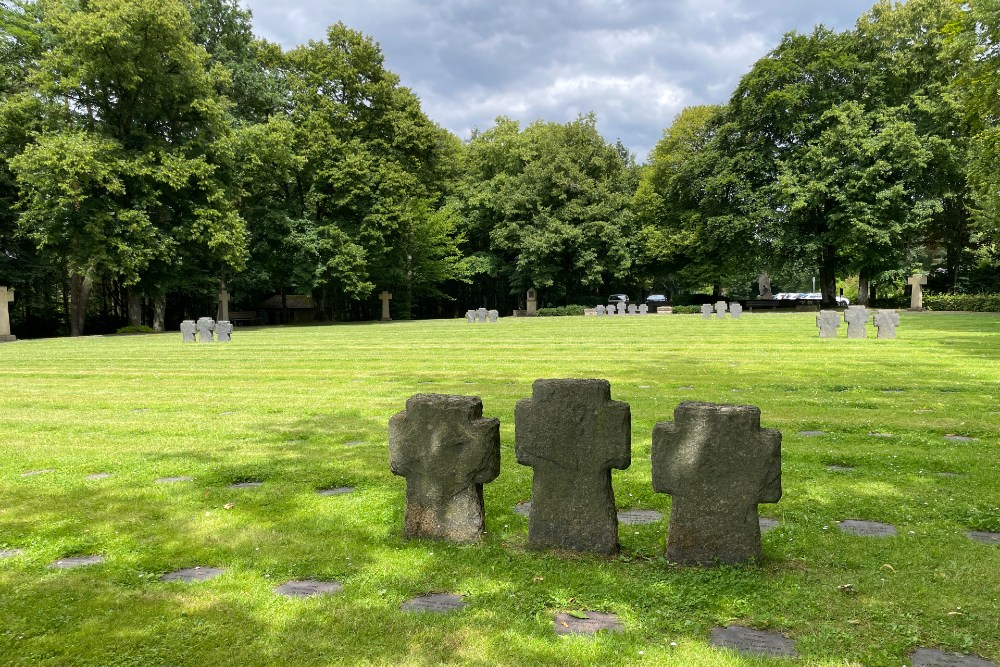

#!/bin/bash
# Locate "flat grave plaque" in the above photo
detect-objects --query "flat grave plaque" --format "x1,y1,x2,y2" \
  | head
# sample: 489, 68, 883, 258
839, 520, 896, 537
344, 440, 365, 446
911, 648, 996, 667
514, 501, 531, 517
156, 476, 193, 484
48, 555, 105, 569
401, 593, 465, 613
227, 481, 263, 489
710, 625, 798, 658
274, 579, 343, 598
318, 487, 354, 496
678, 386, 695, 391
870, 432, 895, 438
161, 566, 225, 582
827, 465, 855, 472
20, 469, 55, 477
86, 473, 112, 480
967, 531, 1000, 545
937, 472, 965, 478
0, 549, 25, 559
553, 611, 623, 635
944, 435, 977, 442
617, 509, 663, 525
759, 517, 779, 533
798, 430, 827, 437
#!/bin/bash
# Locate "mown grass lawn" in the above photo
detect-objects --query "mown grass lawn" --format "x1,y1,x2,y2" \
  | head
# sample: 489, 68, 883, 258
1, 312, 998, 666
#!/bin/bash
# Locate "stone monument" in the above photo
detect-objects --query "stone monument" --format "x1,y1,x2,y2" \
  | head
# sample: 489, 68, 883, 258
487, 310, 499, 323
379, 291, 392, 321
715, 301, 727, 318
526, 289, 537, 316
0, 286, 16, 342
465, 310, 476, 323
217, 283, 230, 322
196, 317, 215, 343
388, 394, 501, 542
652, 401, 782, 565
907, 273, 927, 310
817, 311, 840, 338
638, 304, 648, 315
844, 305, 869, 339
873, 310, 900, 339
730, 303, 743, 319
627, 303, 638, 315
595, 305, 606, 316
477, 307, 487, 323
701, 304, 713, 319
515, 379, 631, 555
180, 320, 196, 343
215, 320, 233, 343
757, 272, 773, 299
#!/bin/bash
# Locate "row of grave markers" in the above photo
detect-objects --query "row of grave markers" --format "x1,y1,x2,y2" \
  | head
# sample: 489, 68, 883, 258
818, 306, 900, 339
180, 317, 233, 343
701, 301, 743, 318
595, 303, 653, 315
465, 308, 500, 323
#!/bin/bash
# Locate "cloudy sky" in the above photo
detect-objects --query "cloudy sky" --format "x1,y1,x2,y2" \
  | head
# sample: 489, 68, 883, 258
243, 0, 878, 161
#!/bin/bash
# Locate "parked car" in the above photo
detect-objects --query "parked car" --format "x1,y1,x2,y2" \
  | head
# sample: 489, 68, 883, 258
607, 294, 629, 306
645, 294, 667, 306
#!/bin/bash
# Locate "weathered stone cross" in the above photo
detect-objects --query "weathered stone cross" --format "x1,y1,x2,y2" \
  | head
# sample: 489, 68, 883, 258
844, 305, 869, 338
217, 286, 230, 322
388, 394, 500, 542
816, 311, 840, 338
908, 273, 927, 310
380, 291, 392, 321
873, 310, 900, 339
515, 379, 631, 555
652, 401, 782, 565
0, 286, 15, 342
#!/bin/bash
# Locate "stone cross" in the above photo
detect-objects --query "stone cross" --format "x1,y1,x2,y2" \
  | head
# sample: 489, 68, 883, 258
388, 394, 500, 542
0, 286, 15, 342
816, 311, 840, 338
730, 303, 743, 319
515, 379, 631, 555
652, 401, 782, 565
379, 291, 392, 321
638, 304, 648, 315
595, 305, 606, 316
627, 303, 637, 315
701, 304, 713, 319
844, 305, 869, 339
715, 301, 728, 318
908, 274, 927, 310
215, 320, 233, 343
196, 317, 216, 343
873, 310, 900, 339
526, 288, 537, 316
487, 310, 499, 323
477, 307, 487, 323
465, 310, 475, 323
217, 286, 230, 322
180, 320, 196, 343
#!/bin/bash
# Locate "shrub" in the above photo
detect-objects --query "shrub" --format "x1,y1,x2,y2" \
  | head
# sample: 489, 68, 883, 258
924, 293, 1000, 312
116, 325, 154, 334
670, 305, 703, 314
535, 305, 587, 317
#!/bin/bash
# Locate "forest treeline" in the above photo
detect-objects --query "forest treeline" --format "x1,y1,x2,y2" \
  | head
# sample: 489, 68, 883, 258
1, 0, 998, 336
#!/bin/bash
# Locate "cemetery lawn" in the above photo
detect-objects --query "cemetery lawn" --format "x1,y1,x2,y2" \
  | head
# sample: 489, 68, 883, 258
1, 312, 999, 667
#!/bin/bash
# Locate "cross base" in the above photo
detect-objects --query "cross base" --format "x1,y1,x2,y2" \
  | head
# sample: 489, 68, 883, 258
0, 334, 16, 343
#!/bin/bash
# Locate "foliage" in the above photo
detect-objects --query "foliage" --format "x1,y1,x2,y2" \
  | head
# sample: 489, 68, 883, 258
669, 305, 703, 314
115, 324, 154, 334
924, 292, 1000, 311
534, 305, 587, 317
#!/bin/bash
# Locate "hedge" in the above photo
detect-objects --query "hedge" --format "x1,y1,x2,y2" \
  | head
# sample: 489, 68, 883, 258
670, 305, 703, 314
535, 305, 588, 317
924, 293, 1000, 312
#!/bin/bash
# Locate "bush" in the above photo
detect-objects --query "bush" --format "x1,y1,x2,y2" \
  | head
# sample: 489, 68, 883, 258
116, 325, 154, 334
535, 305, 587, 317
924, 293, 1000, 312
670, 305, 703, 314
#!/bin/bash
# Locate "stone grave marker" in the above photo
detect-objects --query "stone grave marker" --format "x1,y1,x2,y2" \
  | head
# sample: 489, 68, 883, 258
401, 593, 466, 613
515, 379, 630, 555
911, 648, 996, 667
715, 301, 728, 318
227, 481, 262, 489
215, 320, 233, 343
196, 317, 215, 343
156, 475, 193, 483
838, 519, 896, 537
710, 626, 798, 659
180, 320, 196, 343
827, 465, 855, 472
514, 501, 531, 517
652, 401, 782, 565
389, 394, 500, 543
379, 291, 392, 321
217, 285, 230, 322
0, 548, 25, 559
799, 430, 827, 437
908, 273, 928, 310
274, 579, 343, 598
944, 435, 977, 442
488, 309, 499, 323
49, 555, 105, 569
617, 509, 662, 525
553, 611, 624, 635
730, 303, 743, 319
161, 566, 225, 582
967, 531, 1000, 545
526, 288, 537, 316
627, 303, 638, 315
817, 311, 840, 338
870, 432, 895, 438
636, 304, 647, 315
344, 440, 364, 446
759, 517, 779, 533
465, 310, 476, 323
318, 486, 354, 496
874, 310, 900, 339
701, 304, 714, 319
477, 307, 487, 323
595, 305, 606, 316
20, 468, 54, 477
86, 473, 112, 480
0, 286, 15, 342
845, 305, 869, 338
615, 303, 626, 316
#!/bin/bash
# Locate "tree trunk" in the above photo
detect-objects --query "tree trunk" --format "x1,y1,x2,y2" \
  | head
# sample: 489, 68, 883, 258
69, 269, 94, 336
128, 290, 143, 327
712, 283, 721, 298
857, 269, 870, 307
819, 244, 838, 309
152, 292, 165, 332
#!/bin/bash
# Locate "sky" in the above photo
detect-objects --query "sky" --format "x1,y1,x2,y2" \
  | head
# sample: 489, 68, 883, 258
242, 0, 879, 161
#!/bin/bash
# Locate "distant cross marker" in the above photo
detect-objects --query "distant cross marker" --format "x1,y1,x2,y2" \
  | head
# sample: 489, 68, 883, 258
217, 285, 230, 322
844, 306, 869, 338
908, 273, 928, 310
379, 291, 392, 321
0, 286, 15, 342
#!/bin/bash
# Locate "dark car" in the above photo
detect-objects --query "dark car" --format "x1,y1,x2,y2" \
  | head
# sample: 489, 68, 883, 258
607, 294, 629, 306
645, 294, 667, 305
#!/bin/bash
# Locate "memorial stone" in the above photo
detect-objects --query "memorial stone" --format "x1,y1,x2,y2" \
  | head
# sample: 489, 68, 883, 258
379, 291, 392, 321
817, 311, 840, 338
196, 317, 215, 343
730, 303, 742, 319
757, 272, 773, 299
180, 320, 196, 343
967, 531, 1000, 545
388, 394, 500, 542
838, 519, 896, 537
488, 310, 499, 323
0, 286, 16, 342
401, 593, 466, 613
911, 649, 996, 667
215, 320, 233, 343
595, 305, 606, 316
465, 310, 476, 323
874, 310, 900, 339
515, 379, 631, 555
617, 509, 662, 525
844, 306, 869, 339
161, 566, 225, 582
526, 288, 537, 316
553, 611, 623, 635
908, 273, 928, 310
48, 555, 105, 569
710, 626, 798, 658
0, 549, 25, 559
627, 303, 638, 315
715, 301, 728, 318
652, 401, 782, 565
217, 285, 230, 322
477, 307, 487, 323
638, 304, 648, 315
701, 304, 713, 319
274, 580, 343, 598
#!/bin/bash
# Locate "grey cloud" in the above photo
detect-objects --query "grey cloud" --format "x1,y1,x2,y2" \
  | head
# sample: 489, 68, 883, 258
244, 0, 877, 160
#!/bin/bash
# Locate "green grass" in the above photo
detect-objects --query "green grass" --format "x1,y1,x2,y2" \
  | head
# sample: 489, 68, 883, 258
1, 312, 998, 666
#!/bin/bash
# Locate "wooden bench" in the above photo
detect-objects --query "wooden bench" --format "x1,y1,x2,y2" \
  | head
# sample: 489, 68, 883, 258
228, 310, 263, 326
